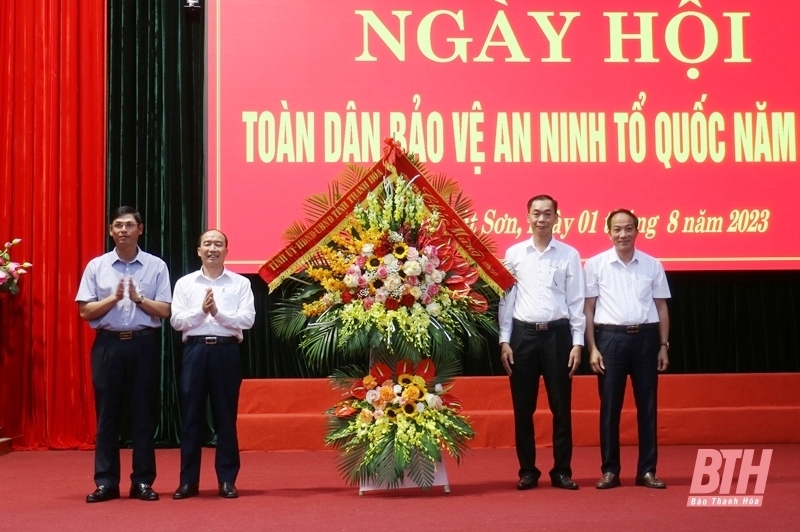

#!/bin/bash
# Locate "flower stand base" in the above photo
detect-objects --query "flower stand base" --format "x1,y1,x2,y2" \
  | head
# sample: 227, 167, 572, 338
358, 461, 450, 495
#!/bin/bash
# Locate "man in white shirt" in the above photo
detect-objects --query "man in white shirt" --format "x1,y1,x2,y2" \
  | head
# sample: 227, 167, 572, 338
584, 209, 670, 490
499, 195, 585, 490
170, 230, 256, 499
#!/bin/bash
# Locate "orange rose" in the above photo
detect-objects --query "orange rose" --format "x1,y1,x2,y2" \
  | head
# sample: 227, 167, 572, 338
358, 409, 374, 424
379, 385, 396, 403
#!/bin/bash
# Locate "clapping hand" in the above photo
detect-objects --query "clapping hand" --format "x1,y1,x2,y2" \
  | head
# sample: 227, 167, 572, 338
202, 287, 218, 316
115, 277, 126, 301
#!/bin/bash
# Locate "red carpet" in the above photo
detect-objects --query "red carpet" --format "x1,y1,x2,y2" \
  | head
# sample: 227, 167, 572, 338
2, 445, 799, 530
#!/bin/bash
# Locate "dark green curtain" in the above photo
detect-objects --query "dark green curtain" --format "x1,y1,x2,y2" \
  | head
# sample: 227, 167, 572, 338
107, 1, 800, 446
106, 0, 206, 445
249, 271, 800, 379
665, 271, 800, 373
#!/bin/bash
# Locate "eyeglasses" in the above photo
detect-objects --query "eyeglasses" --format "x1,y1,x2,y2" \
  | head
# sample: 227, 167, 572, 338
112, 222, 139, 230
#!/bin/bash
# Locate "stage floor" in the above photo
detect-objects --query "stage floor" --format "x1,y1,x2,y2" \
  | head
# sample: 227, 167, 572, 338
2, 445, 799, 530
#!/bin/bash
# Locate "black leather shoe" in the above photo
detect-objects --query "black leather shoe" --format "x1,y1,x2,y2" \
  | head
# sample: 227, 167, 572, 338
173, 484, 200, 499
595, 472, 621, 489
635, 472, 666, 489
516, 475, 538, 490
550, 473, 579, 490
129, 483, 159, 501
218, 482, 239, 498
86, 485, 120, 503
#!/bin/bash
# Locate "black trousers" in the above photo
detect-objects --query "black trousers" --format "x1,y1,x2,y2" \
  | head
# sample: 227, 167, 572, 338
91, 333, 158, 487
178, 341, 242, 485
508, 320, 573, 480
596, 327, 660, 476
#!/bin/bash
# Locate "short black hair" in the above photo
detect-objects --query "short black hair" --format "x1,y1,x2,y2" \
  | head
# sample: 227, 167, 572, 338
606, 209, 639, 231
527, 194, 558, 212
109, 206, 143, 225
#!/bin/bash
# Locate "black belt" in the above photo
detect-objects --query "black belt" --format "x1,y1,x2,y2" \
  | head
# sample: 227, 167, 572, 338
187, 336, 239, 345
596, 323, 659, 334
97, 328, 155, 341
513, 318, 570, 332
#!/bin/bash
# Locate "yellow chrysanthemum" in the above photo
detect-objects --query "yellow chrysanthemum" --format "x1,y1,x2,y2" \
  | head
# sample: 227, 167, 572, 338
302, 300, 327, 317
305, 266, 331, 282
322, 278, 346, 293
356, 227, 382, 248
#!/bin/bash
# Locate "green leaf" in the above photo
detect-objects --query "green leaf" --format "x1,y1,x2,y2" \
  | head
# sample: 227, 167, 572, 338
300, 317, 341, 369
419, 431, 442, 462
329, 364, 369, 390
369, 431, 402, 488
405, 448, 436, 490
337, 442, 368, 487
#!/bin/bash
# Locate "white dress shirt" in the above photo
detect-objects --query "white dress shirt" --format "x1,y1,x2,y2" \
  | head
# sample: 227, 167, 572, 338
498, 238, 586, 345
170, 267, 256, 342
584, 247, 671, 325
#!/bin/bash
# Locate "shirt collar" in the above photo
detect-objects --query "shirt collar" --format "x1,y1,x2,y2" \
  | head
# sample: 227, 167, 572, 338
607, 247, 640, 266
199, 266, 230, 282
110, 247, 143, 265
525, 237, 556, 254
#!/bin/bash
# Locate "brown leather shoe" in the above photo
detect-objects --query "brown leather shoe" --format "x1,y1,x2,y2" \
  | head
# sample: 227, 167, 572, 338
595, 472, 621, 489
635, 472, 666, 489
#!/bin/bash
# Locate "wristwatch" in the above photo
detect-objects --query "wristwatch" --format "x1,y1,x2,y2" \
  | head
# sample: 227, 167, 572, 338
134, 294, 145, 305
660, 341, 670, 349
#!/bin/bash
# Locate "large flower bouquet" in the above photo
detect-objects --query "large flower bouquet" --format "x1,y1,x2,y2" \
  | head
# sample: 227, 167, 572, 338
326, 357, 473, 488
271, 164, 499, 368
270, 150, 506, 490
0, 239, 32, 295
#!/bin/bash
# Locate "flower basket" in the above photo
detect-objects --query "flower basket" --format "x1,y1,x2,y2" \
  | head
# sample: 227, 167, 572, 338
263, 141, 514, 489
326, 356, 473, 489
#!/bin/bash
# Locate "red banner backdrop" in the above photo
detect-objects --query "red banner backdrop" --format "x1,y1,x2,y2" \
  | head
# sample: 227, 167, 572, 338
208, 0, 799, 271
0, 0, 106, 449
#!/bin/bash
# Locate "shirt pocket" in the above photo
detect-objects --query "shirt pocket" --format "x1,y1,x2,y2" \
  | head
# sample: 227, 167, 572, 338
218, 291, 239, 313
549, 267, 567, 291
635, 276, 654, 302
138, 281, 155, 299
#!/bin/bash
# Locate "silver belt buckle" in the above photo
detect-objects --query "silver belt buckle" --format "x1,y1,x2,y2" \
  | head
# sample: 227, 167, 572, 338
204, 337, 217, 345
535, 322, 549, 331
